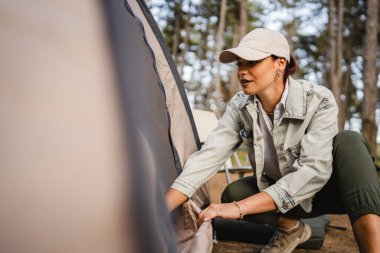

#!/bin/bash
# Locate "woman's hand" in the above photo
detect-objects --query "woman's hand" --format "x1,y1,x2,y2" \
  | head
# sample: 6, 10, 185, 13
198, 192, 277, 223
198, 202, 242, 223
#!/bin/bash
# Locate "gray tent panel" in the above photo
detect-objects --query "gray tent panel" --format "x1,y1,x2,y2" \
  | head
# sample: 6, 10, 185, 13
123, 0, 210, 208
104, 0, 180, 252
126, 0, 202, 173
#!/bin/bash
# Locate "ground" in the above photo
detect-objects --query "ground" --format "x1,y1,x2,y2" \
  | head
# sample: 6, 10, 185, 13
208, 172, 359, 253
212, 214, 358, 253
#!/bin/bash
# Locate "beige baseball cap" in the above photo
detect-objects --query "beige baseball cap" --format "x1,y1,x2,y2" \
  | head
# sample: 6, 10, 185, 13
219, 28, 290, 63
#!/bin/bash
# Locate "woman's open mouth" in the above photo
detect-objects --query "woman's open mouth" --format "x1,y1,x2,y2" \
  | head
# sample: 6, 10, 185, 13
240, 79, 252, 87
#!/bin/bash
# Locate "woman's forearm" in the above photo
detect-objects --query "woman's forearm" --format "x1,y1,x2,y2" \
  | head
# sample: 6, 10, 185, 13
166, 188, 189, 212
238, 191, 277, 216
199, 191, 277, 222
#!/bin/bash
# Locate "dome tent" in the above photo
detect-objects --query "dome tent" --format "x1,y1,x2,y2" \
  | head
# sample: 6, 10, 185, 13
106, 0, 212, 252
0, 0, 210, 252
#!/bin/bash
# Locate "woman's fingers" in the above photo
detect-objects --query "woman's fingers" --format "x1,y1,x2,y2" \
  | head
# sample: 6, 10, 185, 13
199, 204, 217, 222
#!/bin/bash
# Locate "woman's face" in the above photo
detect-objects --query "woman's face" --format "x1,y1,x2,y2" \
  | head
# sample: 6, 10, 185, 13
236, 56, 280, 96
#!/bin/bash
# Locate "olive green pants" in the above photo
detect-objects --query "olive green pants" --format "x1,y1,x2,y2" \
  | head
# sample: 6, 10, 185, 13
221, 131, 380, 224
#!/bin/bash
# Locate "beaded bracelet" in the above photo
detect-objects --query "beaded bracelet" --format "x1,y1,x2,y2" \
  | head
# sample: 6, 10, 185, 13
233, 201, 244, 220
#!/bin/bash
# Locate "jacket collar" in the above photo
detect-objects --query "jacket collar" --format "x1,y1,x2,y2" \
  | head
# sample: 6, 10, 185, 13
238, 76, 306, 119
238, 94, 254, 110
283, 76, 306, 119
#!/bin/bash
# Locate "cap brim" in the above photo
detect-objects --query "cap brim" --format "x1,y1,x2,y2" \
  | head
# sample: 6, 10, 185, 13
219, 47, 271, 63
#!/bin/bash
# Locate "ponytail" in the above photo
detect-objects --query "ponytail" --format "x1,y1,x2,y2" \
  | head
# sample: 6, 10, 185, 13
283, 54, 297, 83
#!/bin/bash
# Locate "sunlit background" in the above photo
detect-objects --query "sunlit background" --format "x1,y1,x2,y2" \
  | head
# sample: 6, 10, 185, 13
147, 0, 380, 158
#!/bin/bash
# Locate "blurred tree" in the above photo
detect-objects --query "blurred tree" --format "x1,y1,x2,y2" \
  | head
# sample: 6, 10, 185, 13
190, 0, 220, 110
339, 0, 366, 131
295, 0, 367, 131
212, 0, 227, 116
148, 0, 379, 152
149, 0, 186, 65
328, 0, 345, 130
227, 0, 249, 100
361, 0, 379, 155
178, 1, 192, 76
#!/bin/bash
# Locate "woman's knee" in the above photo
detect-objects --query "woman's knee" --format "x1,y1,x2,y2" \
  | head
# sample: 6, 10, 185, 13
334, 130, 364, 147
333, 130, 371, 157
221, 176, 259, 203
221, 183, 235, 203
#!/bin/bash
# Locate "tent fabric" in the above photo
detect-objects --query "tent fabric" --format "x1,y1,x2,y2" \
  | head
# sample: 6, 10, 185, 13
107, 0, 211, 252
175, 200, 214, 253
104, 1, 182, 252
125, 0, 210, 210
127, 0, 201, 171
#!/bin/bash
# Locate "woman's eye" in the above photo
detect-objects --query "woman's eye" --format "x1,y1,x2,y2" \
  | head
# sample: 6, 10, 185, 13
236, 60, 259, 68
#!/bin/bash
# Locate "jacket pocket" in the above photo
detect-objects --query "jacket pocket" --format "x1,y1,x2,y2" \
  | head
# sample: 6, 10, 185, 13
288, 142, 301, 159
284, 142, 301, 169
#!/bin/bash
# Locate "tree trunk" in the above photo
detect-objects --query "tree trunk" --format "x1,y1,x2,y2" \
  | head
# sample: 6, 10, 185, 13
171, 1, 181, 64
361, 0, 379, 156
228, 24, 240, 100
328, 0, 337, 99
284, 21, 296, 52
336, 0, 344, 130
329, 0, 345, 130
322, 45, 329, 88
227, 0, 248, 99
213, 0, 227, 116
340, 34, 353, 130
178, 1, 192, 77
239, 0, 248, 39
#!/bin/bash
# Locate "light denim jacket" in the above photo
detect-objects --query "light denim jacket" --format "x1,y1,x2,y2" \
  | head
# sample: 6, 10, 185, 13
172, 76, 339, 213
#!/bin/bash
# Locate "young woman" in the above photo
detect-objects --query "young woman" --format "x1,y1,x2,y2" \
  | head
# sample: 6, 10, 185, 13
166, 28, 380, 253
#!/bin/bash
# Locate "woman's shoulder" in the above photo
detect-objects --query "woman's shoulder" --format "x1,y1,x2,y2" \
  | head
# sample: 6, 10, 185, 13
291, 78, 334, 99
228, 91, 251, 110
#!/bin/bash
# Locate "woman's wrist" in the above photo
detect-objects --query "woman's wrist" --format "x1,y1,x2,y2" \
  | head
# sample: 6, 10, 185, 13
166, 188, 188, 212
233, 201, 244, 220
237, 192, 277, 216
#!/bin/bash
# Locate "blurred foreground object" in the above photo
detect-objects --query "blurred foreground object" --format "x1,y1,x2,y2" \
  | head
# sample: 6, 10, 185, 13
0, 0, 209, 252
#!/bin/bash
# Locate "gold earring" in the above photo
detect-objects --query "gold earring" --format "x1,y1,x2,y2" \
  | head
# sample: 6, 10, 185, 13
276, 70, 281, 77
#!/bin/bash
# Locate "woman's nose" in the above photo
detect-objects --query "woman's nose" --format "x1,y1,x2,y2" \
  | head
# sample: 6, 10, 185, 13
237, 68, 247, 78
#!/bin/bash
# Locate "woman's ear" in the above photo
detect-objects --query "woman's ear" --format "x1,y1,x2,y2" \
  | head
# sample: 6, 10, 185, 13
276, 58, 287, 71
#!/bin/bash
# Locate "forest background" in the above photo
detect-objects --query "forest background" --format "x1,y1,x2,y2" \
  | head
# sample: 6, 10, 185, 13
146, 0, 380, 159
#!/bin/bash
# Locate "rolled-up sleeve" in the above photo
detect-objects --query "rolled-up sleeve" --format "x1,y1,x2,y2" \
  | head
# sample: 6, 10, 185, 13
263, 92, 339, 213
171, 104, 242, 198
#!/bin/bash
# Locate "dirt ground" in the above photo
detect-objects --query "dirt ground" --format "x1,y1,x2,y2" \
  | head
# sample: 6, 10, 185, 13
212, 214, 358, 253
208, 172, 359, 253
